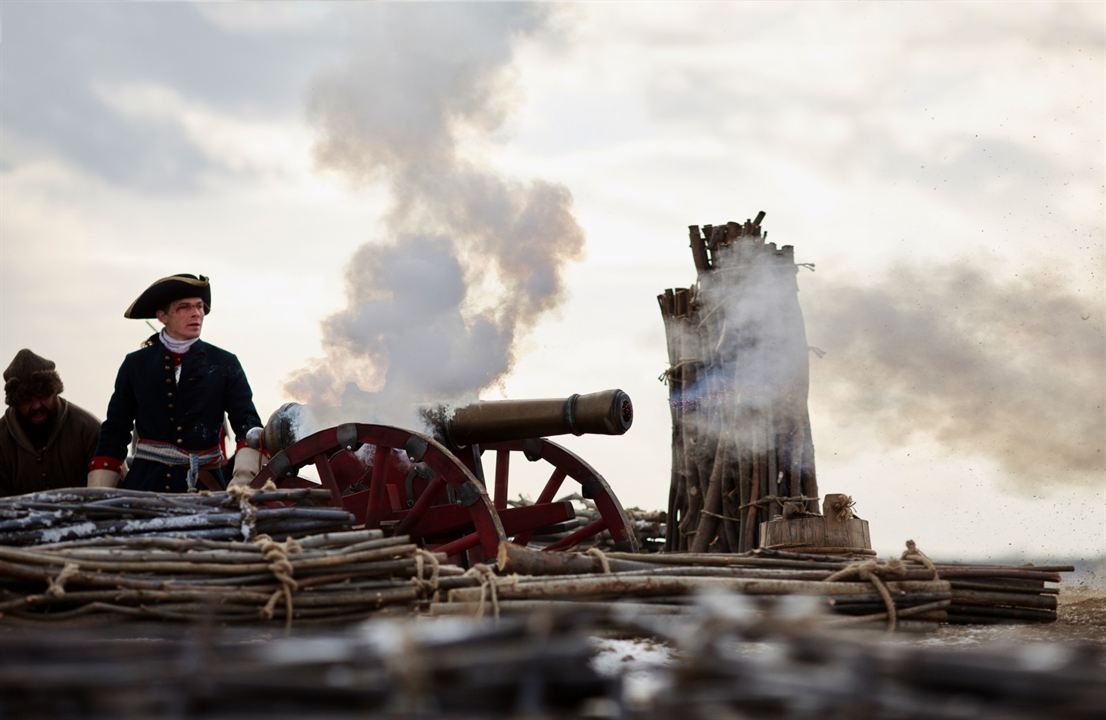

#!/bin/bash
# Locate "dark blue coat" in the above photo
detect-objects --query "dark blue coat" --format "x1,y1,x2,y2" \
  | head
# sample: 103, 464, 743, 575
95, 336, 261, 492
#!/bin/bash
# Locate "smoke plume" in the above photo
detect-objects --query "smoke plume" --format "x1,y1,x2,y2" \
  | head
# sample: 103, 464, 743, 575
285, 4, 584, 428
701, 242, 811, 414
806, 263, 1105, 491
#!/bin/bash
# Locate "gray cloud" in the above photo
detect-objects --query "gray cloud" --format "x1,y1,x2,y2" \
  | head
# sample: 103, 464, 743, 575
806, 263, 1106, 491
0, 2, 339, 189
636, 4, 1102, 233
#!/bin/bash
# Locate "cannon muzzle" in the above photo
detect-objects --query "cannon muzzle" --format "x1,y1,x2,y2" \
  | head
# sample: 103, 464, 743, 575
441, 389, 633, 447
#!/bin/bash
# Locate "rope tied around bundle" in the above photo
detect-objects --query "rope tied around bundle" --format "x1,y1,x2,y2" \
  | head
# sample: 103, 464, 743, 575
825, 558, 908, 633
462, 563, 518, 619
657, 359, 705, 384
45, 562, 79, 598
413, 549, 441, 601
738, 494, 819, 511
253, 533, 302, 633
227, 480, 275, 541
701, 509, 743, 523
586, 547, 612, 574
902, 539, 940, 581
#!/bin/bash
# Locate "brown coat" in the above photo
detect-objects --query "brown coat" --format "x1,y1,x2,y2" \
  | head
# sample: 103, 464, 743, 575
0, 398, 100, 496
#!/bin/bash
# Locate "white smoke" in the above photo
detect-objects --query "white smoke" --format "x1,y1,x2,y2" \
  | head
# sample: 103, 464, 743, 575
675, 238, 813, 454
285, 4, 584, 428
700, 242, 811, 416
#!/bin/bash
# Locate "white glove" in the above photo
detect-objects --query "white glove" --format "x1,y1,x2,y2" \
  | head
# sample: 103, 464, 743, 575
229, 447, 262, 489
87, 468, 121, 488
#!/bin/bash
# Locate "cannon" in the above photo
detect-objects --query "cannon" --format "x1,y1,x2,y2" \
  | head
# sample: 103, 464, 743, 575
250, 389, 638, 562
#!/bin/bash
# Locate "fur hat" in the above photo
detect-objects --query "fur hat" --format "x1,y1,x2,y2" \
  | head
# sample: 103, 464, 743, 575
125, 274, 211, 319
3, 349, 64, 406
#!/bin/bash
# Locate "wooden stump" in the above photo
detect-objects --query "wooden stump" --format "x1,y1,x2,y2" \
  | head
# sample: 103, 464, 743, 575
759, 493, 871, 554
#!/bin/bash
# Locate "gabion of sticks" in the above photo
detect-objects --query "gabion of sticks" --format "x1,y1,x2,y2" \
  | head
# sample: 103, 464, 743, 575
659, 214, 819, 553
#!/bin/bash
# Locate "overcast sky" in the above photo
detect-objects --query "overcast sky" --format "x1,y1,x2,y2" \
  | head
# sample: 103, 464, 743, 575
1, 1, 1102, 562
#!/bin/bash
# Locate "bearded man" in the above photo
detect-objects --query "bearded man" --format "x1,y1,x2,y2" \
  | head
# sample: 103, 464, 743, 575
0, 349, 101, 495
87, 274, 263, 492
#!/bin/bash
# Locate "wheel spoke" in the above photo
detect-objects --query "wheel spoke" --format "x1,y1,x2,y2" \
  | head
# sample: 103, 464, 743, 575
493, 449, 509, 509
364, 444, 391, 528
543, 518, 606, 552
536, 467, 568, 504
431, 531, 481, 557
512, 467, 567, 545
313, 453, 342, 507
392, 475, 445, 535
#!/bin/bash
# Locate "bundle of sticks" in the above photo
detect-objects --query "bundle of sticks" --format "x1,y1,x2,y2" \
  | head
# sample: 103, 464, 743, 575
434, 541, 1069, 630
933, 560, 1068, 624
658, 213, 819, 554
0, 613, 617, 718
0, 486, 355, 545
0, 528, 459, 626
509, 494, 667, 552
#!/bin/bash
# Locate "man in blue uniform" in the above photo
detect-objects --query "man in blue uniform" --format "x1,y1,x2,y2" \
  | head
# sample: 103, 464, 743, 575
87, 274, 263, 492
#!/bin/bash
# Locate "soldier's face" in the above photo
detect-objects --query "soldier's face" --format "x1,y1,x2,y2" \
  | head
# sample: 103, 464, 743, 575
16, 393, 58, 427
157, 297, 205, 341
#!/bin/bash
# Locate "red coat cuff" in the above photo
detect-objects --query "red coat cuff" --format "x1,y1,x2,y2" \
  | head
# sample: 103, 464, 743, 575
89, 456, 123, 472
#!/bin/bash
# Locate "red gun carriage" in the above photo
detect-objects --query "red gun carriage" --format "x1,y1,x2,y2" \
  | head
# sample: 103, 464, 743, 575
249, 389, 638, 562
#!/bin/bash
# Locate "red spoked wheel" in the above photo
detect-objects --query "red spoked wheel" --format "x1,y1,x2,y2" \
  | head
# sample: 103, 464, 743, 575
250, 423, 505, 561
479, 438, 639, 552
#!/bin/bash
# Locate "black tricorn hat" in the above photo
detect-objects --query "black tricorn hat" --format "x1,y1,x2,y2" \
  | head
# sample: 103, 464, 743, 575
124, 274, 211, 319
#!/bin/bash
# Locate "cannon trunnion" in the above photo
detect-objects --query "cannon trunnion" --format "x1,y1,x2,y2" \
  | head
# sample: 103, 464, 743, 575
251, 391, 638, 563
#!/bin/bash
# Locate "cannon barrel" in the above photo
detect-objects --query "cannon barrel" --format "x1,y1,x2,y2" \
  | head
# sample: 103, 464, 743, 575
258, 390, 633, 456
442, 389, 633, 447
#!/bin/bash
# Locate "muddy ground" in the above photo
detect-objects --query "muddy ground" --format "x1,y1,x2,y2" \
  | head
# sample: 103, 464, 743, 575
595, 587, 1106, 682
923, 588, 1106, 648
